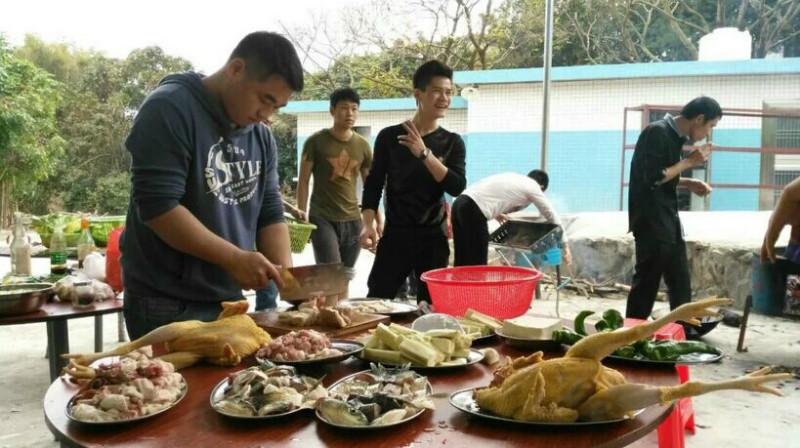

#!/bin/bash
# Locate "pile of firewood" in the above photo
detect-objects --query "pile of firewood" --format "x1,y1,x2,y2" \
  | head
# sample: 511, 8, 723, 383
539, 273, 666, 301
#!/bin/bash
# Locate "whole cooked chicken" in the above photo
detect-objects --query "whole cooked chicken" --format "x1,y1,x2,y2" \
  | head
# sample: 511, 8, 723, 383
63, 300, 270, 380
475, 298, 793, 422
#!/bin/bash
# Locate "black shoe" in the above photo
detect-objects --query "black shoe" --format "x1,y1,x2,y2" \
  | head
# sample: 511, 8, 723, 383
683, 325, 703, 340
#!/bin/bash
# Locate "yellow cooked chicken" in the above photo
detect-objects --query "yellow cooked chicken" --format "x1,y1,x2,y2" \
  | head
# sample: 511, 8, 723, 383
475, 298, 793, 422
63, 300, 270, 379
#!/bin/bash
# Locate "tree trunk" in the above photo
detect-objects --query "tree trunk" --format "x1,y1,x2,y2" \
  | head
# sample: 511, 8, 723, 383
0, 179, 9, 228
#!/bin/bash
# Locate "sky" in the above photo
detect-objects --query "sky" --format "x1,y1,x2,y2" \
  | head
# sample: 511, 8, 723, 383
0, 0, 356, 73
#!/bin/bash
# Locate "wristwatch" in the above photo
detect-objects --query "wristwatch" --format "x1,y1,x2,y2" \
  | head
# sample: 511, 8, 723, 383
418, 147, 431, 160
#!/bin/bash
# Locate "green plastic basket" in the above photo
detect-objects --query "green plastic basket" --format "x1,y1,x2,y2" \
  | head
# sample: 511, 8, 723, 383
287, 220, 316, 254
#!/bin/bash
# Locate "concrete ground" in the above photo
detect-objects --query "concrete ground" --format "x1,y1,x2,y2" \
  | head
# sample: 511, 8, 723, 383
1, 243, 799, 448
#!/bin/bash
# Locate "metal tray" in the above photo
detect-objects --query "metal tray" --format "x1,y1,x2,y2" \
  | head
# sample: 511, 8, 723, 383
209, 375, 310, 420
66, 379, 187, 424
494, 329, 561, 351
315, 369, 432, 429
449, 388, 645, 426
357, 348, 484, 371
559, 343, 724, 365
489, 220, 563, 251
256, 340, 364, 367
605, 351, 724, 366
341, 298, 420, 316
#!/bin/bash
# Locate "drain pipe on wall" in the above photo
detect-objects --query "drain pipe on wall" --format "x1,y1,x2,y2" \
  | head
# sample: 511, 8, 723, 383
540, 0, 554, 171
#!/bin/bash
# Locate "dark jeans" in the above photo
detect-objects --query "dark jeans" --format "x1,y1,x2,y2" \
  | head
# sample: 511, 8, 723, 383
255, 281, 278, 311
396, 271, 417, 299
452, 195, 489, 266
626, 234, 691, 319
123, 292, 224, 340
309, 214, 362, 280
367, 226, 449, 303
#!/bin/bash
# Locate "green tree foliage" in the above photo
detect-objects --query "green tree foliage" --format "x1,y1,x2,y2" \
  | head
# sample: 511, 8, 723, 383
14, 36, 193, 216
271, 114, 299, 187
0, 36, 65, 225
554, 0, 800, 64
121, 47, 193, 109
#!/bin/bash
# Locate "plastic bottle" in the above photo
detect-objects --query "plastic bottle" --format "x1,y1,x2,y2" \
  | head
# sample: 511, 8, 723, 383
77, 217, 96, 269
50, 223, 68, 275
10, 212, 32, 276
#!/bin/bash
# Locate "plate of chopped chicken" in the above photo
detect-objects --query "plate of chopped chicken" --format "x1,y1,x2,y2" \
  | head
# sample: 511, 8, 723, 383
255, 329, 364, 366
65, 352, 187, 424
315, 364, 434, 429
339, 298, 420, 316
210, 362, 327, 419
449, 388, 645, 426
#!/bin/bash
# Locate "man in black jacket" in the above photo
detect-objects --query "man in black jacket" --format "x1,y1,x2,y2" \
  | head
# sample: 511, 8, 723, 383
626, 97, 721, 333
360, 60, 466, 303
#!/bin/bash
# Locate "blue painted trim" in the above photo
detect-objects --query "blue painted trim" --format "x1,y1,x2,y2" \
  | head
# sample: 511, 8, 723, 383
283, 96, 468, 113
454, 58, 800, 85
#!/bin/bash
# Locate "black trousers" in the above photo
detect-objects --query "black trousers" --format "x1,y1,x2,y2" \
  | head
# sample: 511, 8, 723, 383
626, 233, 691, 319
452, 195, 489, 266
367, 226, 449, 303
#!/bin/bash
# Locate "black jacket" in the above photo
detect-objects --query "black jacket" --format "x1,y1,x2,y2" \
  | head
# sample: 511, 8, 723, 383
362, 124, 466, 232
628, 119, 687, 242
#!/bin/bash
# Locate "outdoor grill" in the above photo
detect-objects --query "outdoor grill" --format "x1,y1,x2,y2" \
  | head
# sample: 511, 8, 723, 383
489, 219, 571, 316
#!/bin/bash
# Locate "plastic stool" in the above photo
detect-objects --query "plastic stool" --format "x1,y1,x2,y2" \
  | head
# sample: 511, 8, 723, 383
624, 319, 695, 448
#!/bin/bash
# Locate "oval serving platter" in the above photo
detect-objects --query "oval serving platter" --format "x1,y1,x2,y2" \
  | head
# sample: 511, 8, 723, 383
449, 387, 645, 426
66, 379, 188, 425
256, 339, 364, 367
209, 374, 310, 420
342, 298, 420, 316
315, 369, 433, 429
357, 348, 484, 371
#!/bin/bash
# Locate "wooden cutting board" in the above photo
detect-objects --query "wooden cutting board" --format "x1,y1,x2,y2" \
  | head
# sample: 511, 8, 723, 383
249, 310, 390, 338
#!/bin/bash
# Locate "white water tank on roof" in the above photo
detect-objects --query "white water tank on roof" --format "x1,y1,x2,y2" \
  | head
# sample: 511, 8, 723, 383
698, 27, 752, 61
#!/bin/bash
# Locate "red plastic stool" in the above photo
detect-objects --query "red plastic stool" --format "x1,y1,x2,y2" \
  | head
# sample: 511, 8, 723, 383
624, 319, 695, 448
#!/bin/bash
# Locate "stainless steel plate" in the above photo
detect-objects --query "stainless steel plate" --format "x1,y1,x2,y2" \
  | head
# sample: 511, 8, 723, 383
342, 298, 420, 316
66, 379, 187, 425
449, 388, 645, 426
256, 340, 364, 367
494, 328, 560, 351
209, 374, 308, 419
357, 348, 484, 371
606, 351, 724, 365
315, 369, 432, 429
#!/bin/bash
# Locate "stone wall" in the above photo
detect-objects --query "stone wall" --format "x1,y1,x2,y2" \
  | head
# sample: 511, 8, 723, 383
502, 211, 780, 310
567, 236, 756, 308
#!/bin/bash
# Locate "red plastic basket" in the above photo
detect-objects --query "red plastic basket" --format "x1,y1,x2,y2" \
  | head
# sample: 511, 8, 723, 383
420, 266, 543, 319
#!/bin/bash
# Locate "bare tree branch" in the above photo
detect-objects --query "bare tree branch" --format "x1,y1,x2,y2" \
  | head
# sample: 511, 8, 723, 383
638, 0, 709, 34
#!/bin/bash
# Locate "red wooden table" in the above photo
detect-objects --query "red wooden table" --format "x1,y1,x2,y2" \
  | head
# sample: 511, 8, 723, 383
43, 337, 676, 448
0, 299, 124, 381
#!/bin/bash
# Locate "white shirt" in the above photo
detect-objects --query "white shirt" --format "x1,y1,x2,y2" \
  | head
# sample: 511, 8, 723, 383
462, 173, 562, 225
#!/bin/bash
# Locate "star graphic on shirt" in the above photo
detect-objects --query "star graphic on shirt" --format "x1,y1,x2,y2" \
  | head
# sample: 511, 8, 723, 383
327, 150, 359, 181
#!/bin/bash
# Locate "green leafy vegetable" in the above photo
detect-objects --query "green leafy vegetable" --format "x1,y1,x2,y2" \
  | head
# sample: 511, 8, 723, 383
573, 310, 595, 336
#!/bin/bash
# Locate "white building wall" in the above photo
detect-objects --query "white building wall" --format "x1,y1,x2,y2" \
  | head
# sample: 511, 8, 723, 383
464, 74, 800, 134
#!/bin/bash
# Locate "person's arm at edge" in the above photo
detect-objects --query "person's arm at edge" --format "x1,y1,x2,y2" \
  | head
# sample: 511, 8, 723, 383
762, 177, 800, 262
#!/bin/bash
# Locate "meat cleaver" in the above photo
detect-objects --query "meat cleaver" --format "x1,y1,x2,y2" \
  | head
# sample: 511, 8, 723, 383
277, 263, 349, 303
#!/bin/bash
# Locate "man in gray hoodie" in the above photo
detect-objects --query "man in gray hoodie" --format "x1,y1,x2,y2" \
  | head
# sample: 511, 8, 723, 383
120, 32, 304, 338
